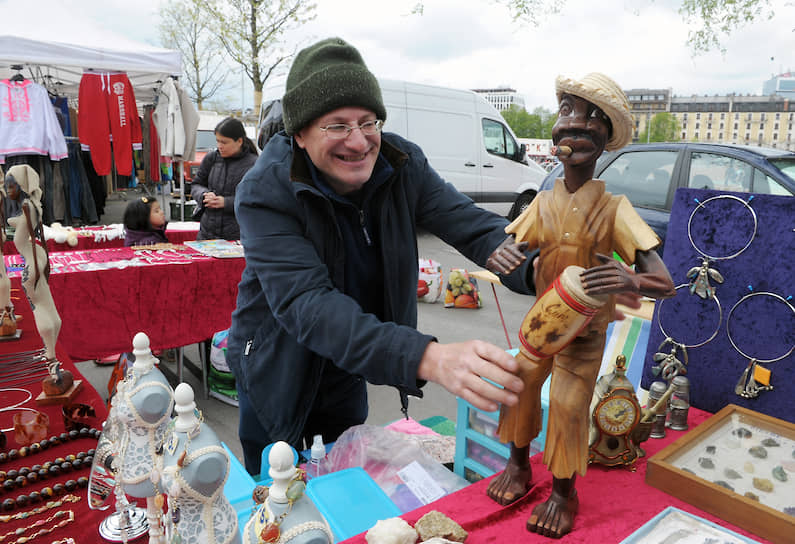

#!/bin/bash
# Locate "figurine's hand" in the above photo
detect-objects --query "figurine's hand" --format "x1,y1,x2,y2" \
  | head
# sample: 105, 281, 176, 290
417, 340, 524, 413
580, 253, 640, 296
486, 235, 529, 275
632, 420, 653, 445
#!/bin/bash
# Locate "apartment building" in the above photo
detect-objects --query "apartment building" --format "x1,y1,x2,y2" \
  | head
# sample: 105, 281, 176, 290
472, 87, 526, 112
626, 87, 795, 151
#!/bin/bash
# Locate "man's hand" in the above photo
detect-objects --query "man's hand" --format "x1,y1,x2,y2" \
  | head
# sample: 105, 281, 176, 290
486, 235, 529, 275
417, 341, 524, 412
203, 191, 225, 209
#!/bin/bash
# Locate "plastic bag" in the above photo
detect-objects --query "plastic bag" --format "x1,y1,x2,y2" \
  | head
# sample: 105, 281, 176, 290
443, 268, 481, 308
417, 258, 443, 303
321, 424, 469, 513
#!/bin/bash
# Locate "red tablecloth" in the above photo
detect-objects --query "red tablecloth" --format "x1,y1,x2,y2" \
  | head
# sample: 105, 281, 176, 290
0, 288, 109, 543
3, 223, 200, 255
341, 408, 773, 544
5, 245, 244, 361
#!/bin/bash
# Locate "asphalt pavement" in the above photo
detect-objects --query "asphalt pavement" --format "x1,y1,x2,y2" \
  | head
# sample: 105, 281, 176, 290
75, 190, 536, 466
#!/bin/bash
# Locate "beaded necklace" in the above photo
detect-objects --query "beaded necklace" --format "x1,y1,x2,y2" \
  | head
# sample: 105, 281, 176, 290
161, 411, 203, 544
0, 495, 79, 524
2, 509, 74, 544
1, 450, 93, 496
250, 469, 308, 543
0, 427, 100, 466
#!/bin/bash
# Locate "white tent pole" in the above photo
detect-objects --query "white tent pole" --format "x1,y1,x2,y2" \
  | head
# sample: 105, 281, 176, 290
180, 161, 186, 221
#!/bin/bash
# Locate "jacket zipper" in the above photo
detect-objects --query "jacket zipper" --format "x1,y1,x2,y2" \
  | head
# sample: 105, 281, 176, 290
358, 209, 373, 246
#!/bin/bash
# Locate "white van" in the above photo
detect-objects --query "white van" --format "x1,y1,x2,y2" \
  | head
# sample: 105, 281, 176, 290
258, 77, 545, 217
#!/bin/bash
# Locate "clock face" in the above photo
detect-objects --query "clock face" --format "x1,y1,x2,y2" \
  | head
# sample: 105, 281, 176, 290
595, 393, 639, 435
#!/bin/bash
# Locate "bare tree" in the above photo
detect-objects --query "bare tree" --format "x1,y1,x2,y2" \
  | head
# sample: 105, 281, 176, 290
159, 0, 227, 109
420, 0, 781, 55
201, 0, 317, 109
678, 0, 775, 55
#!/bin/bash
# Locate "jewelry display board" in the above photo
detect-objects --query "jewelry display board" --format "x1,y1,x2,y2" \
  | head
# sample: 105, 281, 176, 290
642, 188, 795, 422
646, 404, 795, 543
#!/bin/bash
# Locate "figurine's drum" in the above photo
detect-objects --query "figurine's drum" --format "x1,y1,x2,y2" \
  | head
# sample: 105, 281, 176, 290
519, 265, 607, 361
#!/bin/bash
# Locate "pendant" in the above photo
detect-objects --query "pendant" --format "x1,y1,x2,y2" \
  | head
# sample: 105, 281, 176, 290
259, 522, 280, 543
651, 338, 687, 380
686, 258, 723, 300
734, 359, 773, 399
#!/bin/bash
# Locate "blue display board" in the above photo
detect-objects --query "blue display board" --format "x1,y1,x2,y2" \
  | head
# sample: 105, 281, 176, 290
641, 188, 794, 422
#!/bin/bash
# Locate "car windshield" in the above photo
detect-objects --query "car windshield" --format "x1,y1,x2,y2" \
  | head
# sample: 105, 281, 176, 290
769, 158, 795, 182
196, 130, 216, 151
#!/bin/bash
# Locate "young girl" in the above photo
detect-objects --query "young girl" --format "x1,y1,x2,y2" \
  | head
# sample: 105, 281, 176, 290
123, 196, 168, 246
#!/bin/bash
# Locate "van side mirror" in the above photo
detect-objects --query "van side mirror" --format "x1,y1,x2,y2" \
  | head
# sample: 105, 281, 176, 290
518, 144, 529, 164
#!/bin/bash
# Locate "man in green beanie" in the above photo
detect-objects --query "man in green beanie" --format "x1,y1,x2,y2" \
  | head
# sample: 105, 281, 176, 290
227, 37, 534, 475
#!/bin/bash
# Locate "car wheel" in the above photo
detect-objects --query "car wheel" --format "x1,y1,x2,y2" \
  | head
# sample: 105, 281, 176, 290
508, 191, 536, 220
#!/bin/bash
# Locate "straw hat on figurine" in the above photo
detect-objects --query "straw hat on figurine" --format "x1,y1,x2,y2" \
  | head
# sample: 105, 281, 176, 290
555, 72, 633, 151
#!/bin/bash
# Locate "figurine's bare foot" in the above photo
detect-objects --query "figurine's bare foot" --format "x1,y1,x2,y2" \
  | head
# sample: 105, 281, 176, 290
487, 458, 532, 505
527, 487, 578, 538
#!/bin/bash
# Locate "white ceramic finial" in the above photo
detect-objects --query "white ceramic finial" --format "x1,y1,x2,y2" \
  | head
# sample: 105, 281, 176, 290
173, 383, 198, 433
268, 441, 297, 503
131, 332, 157, 372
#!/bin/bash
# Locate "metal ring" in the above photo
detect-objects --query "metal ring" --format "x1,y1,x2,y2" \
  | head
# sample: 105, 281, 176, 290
656, 284, 723, 349
687, 194, 757, 261
0, 388, 33, 411
726, 291, 795, 363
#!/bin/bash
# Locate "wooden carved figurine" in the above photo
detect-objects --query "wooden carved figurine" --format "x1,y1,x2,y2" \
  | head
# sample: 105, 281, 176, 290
5, 165, 72, 394
485, 73, 676, 538
0, 170, 17, 338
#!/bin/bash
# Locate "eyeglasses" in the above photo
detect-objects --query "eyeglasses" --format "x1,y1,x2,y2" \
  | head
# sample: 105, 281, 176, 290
318, 119, 384, 139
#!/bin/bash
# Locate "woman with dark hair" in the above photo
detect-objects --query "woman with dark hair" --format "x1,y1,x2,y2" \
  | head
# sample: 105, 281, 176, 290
190, 117, 259, 240
123, 196, 168, 246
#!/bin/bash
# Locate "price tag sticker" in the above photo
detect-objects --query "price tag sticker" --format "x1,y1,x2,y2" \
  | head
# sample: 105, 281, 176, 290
396, 461, 446, 505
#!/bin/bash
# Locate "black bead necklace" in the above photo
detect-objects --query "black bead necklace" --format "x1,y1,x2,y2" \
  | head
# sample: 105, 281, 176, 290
0, 449, 94, 495
0, 426, 99, 513
0, 427, 100, 466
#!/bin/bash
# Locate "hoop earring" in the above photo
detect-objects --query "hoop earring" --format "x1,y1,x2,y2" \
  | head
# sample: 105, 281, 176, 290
686, 194, 757, 299
652, 284, 723, 381
728, 291, 795, 399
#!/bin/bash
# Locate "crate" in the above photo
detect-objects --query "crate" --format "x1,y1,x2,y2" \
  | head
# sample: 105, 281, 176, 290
454, 317, 651, 483
454, 373, 547, 483
221, 442, 257, 522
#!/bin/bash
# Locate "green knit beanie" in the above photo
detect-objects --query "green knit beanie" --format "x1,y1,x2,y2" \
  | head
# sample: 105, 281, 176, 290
282, 37, 386, 135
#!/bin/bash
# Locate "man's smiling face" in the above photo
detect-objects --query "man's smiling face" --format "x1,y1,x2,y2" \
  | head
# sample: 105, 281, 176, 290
295, 106, 381, 195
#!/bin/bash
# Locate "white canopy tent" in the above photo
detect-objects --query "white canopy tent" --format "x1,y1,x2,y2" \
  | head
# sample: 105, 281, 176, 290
0, 3, 181, 104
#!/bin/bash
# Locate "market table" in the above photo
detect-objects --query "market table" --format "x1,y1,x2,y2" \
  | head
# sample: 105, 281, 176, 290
0, 287, 109, 544
2, 222, 200, 255
339, 407, 773, 544
4, 244, 245, 362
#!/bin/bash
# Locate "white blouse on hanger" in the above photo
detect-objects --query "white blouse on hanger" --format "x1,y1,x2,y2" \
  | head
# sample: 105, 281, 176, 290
0, 79, 68, 164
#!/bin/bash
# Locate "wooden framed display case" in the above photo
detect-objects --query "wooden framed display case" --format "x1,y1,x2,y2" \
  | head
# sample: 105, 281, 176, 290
619, 506, 761, 544
646, 404, 795, 543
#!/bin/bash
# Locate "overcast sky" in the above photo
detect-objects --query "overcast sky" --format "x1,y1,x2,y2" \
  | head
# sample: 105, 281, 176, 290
7, 0, 795, 111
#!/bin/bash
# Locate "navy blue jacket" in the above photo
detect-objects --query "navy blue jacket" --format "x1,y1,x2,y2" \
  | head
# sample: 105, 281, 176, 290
229, 131, 531, 445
